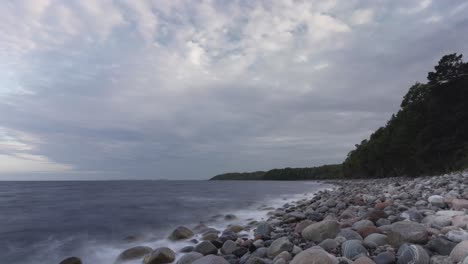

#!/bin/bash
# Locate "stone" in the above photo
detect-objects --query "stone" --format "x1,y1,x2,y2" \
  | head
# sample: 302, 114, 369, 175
428, 195, 446, 208
203, 233, 219, 241
427, 237, 457, 256
430, 255, 452, 264
181, 246, 195, 253
267, 237, 293, 258
447, 230, 468, 243
436, 210, 465, 217
376, 219, 391, 227
422, 215, 452, 227
452, 199, 468, 210
295, 220, 314, 234
357, 226, 381, 238
450, 241, 468, 263
396, 243, 429, 264
192, 255, 230, 264
143, 247, 176, 264
117, 246, 152, 262
387, 221, 428, 247
169, 226, 194, 240
452, 215, 468, 228
286, 211, 306, 220
318, 238, 339, 253
232, 247, 248, 257
366, 210, 388, 223
195, 241, 218, 255
176, 252, 204, 264
374, 251, 395, 264
338, 229, 363, 241
225, 214, 237, 220
59, 257, 82, 264
229, 225, 244, 233
352, 220, 375, 231
273, 251, 292, 262
221, 240, 238, 255
353, 256, 376, 264
301, 220, 340, 242
342, 240, 368, 260
364, 234, 387, 247
290, 248, 334, 264
255, 222, 273, 239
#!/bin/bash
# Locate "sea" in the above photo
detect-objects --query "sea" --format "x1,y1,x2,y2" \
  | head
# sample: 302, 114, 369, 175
0, 180, 330, 264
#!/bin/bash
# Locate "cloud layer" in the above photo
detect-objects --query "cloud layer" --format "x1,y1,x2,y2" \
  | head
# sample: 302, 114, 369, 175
1, 0, 468, 179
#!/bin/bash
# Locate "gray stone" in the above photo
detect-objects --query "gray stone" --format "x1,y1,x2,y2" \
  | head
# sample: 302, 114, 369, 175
117, 246, 152, 262
59, 257, 82, 264
396, 244, 429, 264
446, 229, 468, 243
267, 237, 293, 258
341, 240, 368, 260
290, 248, 334, 264
318, 238, 339, 253
352, 220, 375, 231
427, 237, 457, 256
364, 233, 387, 247
176, 252, 204, 264
428, 195, 446, 208
255, 222, 273, 239
374, 251, 395, 264
192, 255, 230, 264
430, 255, 452, 264
221, 240, 238, 255
195, 241, 218, 255
387, 221, 428, 247
301, 220, 340, 242
169, 226, 194, 240
338, 228, 363, 241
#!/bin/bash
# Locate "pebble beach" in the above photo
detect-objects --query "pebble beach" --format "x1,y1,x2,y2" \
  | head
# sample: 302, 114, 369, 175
60, 170, 468, 264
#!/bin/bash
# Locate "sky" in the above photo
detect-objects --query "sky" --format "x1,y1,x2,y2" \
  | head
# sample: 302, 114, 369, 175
0, 0, 467, 180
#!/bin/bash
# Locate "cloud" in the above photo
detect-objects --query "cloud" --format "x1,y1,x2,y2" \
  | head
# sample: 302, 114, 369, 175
0, 0, 467, 179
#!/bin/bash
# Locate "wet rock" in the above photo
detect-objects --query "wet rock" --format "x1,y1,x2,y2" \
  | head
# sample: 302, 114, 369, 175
169, 226, 194, 240
232, 247, 248, 258
180, 246, 195, 253
176, 252, 204, 264
143, 247, 176, 264
59, 257, 82, 264
267, 237, 293, 258
430, 255, 452, 264
116, 246, 152, 262
222, 240, 238, 255
255, 222, 273, 239
228, 225, 244, 233
195, 241, 218, 255
302, 220, 340, 242
225, 214, 238, 221
294, 220, 314, 234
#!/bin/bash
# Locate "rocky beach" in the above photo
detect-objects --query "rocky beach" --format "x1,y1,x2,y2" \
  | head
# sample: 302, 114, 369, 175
61, 170, 468, 264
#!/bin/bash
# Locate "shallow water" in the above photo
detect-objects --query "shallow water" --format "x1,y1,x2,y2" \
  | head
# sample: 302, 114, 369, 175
0, 180, 330, 264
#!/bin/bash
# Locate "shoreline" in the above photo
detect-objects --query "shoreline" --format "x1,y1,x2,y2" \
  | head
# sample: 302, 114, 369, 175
61, 171, 468, 264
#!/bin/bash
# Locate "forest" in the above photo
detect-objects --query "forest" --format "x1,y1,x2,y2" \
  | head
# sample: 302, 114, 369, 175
211, 54, 468, 180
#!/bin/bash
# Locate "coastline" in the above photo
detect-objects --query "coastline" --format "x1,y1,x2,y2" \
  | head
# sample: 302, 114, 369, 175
62, 170, 468, 264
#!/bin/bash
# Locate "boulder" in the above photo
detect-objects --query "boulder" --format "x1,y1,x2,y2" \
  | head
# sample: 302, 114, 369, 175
396, 243, 429, 264
363, 234, 387, 247
294, 220, 314, 234
452, 199, 468, 210
169, 226, 194, 240
195, 241, 218, 255
59, 257, 82, 264
192, 255, 230, 264
428, 195, 446, 208
255, 222, 273, 239
374, 251, 395, 264
176, 252, 204, 264
143, 247, 176, 264
290, 248, 335, 264
338, 229, 363, 241
447, 230, 468, 243
267, 237, 293, 258
221, 240, 238, 255
387, 221, 428, 246
427, 237, 457, 256
353, 256, 375, 264
301, 220, 340, 242
341, 240, 368, 260
116, 246, 152, 262
450, 241, 468, 263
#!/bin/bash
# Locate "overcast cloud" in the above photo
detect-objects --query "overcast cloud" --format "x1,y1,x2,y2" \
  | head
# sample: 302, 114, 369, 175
0, 0, 467, 180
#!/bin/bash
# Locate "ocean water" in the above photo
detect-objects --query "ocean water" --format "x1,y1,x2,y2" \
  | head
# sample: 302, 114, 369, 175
0, 180, 330, 264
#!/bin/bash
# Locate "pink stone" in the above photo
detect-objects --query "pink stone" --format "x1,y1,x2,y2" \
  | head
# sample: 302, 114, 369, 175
452, 199, 468, 210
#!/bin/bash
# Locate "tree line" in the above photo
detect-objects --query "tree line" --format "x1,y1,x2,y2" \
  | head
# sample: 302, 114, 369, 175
211, 53, 468, 180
